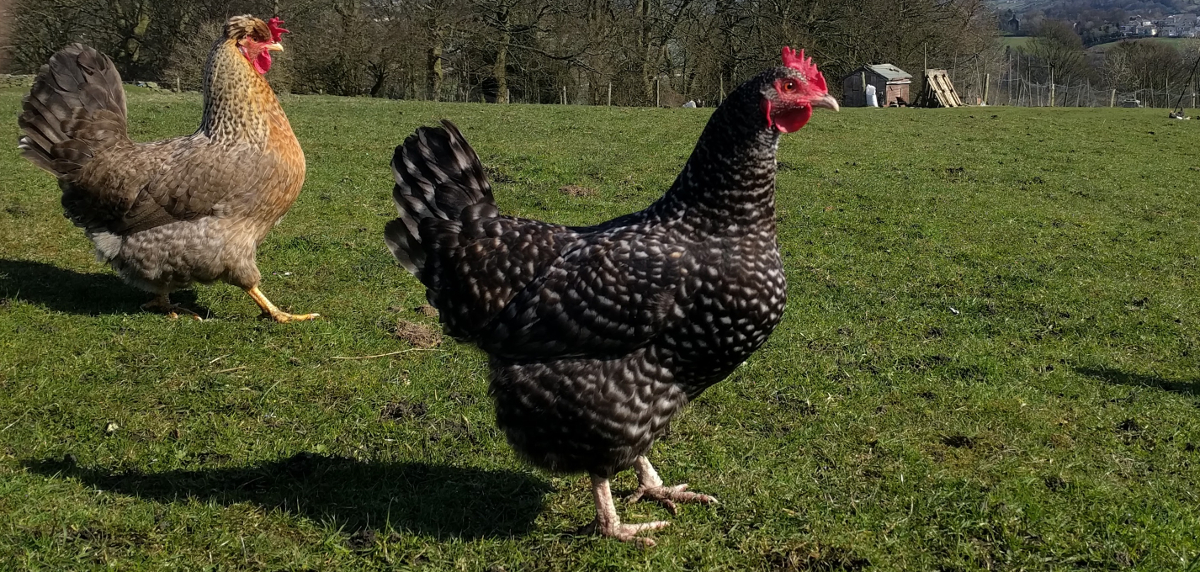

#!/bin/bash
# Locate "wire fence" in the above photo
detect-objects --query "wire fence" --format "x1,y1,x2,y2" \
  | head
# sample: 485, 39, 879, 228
979, 77, 1195, 108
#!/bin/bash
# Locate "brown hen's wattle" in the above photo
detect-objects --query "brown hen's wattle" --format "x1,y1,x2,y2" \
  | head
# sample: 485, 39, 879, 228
17, 15, 317, 322
385, 50, 836, 544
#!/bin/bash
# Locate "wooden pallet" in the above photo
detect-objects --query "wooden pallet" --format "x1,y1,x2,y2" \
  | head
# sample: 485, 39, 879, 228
918, 69, 963, 108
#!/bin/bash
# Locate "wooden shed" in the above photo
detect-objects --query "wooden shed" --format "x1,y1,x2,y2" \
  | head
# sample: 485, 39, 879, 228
841, 64, 912, 107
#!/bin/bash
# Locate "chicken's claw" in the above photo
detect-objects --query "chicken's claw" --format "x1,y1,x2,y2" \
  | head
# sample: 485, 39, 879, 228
627, 456, 717, 515
627, 483, 718, 516
261, 310, 321, 323
578, 517, 670, 547
142, 295, 203, 321
245, 286, 319, 323
588, 474, 671, 546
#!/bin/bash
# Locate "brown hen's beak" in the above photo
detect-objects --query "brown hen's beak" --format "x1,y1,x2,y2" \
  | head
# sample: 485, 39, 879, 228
267, 43, 284, 52
812, 94, 839, 112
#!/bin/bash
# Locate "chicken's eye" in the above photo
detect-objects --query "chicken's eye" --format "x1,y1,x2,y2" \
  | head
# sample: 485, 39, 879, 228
782, 80, 798, 93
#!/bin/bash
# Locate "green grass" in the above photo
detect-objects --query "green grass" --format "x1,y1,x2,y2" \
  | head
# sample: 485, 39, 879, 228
999, 36, 1033, 51
1, 87, 1199, 571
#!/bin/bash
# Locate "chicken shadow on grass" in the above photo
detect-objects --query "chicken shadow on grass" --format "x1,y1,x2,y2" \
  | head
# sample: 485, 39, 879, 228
23, 452, 551, 540
1074, 365, 1200, 398
0, 259, 205, 316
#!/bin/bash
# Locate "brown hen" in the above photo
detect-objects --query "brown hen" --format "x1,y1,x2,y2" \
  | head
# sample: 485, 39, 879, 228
17, 15, 317, 322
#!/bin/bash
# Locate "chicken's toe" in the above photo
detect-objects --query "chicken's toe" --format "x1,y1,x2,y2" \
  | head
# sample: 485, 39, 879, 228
263, 310, 321, 323
142, 296, 202, 320
167, 310, 204, 321
587, 474, 672, 546
580, 518, 670, 546
627, 457, 717, 514
246, 286, 319, 323
627, 484, 717, 515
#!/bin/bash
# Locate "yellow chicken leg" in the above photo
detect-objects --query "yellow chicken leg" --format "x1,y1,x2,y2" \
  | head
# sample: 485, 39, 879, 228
142, 294, 202, 320
245, 286, 320, 323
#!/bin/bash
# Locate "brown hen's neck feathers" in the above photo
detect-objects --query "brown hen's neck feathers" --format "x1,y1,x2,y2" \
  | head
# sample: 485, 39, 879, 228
199, 38, 285, 142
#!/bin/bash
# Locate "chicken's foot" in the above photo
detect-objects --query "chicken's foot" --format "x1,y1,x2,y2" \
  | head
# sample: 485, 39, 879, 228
626, 456, 718, 515
245, 286, 320, 323
581, 475, 669, 546
141, 294, 202, 320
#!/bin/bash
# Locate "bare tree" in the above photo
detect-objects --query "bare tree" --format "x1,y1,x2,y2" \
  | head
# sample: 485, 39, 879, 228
7, 0, 1002, 105
0, 0, 14, 71
1027, 19, 1091, 85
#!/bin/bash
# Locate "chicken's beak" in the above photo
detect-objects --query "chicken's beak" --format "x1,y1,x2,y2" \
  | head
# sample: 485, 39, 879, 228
266, 43, 284, 52
811, 94, 839, 112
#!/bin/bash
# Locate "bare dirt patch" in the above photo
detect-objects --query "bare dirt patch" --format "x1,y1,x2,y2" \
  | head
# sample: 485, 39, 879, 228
393, 319, 441, 348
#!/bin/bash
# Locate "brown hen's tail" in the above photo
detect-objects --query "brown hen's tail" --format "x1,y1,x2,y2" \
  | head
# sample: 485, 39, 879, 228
17, 44, 129, 181
385, 120, 496, 282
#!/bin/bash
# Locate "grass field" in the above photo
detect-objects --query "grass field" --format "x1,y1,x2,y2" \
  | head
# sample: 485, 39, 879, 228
1, 87, 1199, 571
998, 36, 1033, 51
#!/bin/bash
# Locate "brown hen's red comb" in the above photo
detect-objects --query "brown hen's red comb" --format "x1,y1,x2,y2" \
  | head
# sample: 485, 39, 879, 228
267, 17, 289, 43
781, 46, 827, 92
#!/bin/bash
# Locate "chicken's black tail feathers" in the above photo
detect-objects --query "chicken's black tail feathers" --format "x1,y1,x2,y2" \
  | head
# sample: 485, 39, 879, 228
386, 120, 496, 280
17, 44, 129, 180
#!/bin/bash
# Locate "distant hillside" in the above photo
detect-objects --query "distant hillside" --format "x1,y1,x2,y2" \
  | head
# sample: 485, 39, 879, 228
989, 0, 1053, 10
991, 0, 1200, 47
1087, 36, 1200, 52
990, 0, 1200, 14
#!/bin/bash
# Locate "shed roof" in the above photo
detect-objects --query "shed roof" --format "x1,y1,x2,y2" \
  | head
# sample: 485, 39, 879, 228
853, 64, 912, 81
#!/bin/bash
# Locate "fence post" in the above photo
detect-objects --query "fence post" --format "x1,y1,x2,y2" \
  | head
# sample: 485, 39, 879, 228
655, 78, 660, 107
1007, 55, 1013, 105
1049, 67, 1055, 107
1013, 53, 1019, 105
983, 73, 990, 105
607, 82, 612, 106
1110, 89, 1116, 107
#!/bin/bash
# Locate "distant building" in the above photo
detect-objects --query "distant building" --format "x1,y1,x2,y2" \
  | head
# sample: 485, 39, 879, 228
1126, 16, 1158, 36
1161, 14, 1199, 36
1164, 13, 1196, 26
999, 10, 1020, 34
842, 64, 912, 107
1113, 14, 1200, 38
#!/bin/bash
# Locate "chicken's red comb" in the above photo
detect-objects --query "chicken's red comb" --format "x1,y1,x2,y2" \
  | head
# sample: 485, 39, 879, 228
781, 46, 827, 92
267, 17, 289, 43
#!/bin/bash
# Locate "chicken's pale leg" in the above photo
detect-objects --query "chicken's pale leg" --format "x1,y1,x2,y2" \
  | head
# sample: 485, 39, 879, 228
141, 294, 202, 320
245, 286, 320, 323
582, 475, 670, 546
626, 456, 718, 514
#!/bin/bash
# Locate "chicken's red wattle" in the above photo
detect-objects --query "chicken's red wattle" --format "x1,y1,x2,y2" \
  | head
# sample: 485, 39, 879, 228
254, 52, 272, 74
763, 99, 813, 133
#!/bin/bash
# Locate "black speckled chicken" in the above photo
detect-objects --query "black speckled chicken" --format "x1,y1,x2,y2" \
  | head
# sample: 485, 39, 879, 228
385, 48, 837, 544
17, 15, 318, 322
